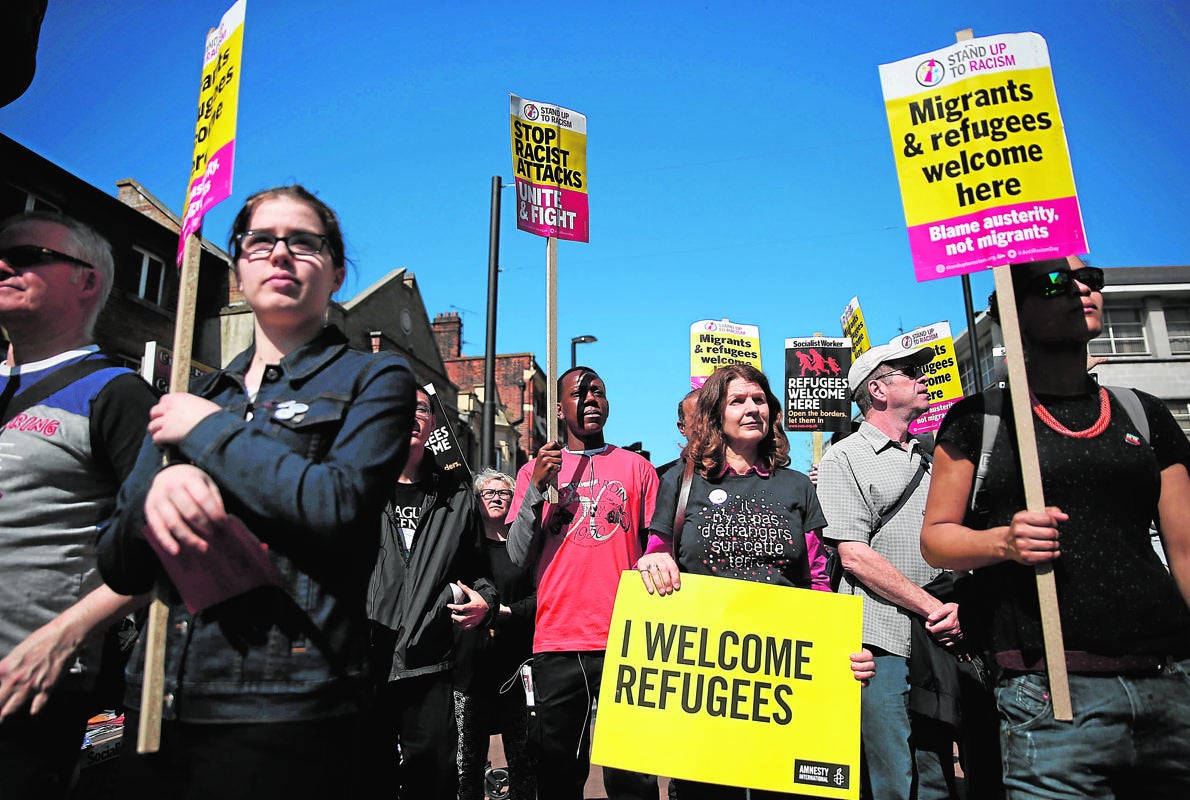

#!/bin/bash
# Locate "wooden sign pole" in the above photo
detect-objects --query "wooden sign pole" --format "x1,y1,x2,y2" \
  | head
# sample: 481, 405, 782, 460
137, 229, 203, 753
545, 236, 559, 502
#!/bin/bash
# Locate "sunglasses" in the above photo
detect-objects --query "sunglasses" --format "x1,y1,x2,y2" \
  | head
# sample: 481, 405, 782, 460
877, 364, 925, 381
1025, 266, 1105, 299
0, 245, 96, 271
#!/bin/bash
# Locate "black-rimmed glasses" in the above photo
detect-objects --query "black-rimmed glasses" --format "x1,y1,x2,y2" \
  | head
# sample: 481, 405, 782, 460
0, 245, 96, 271
479, 489, 513, 500
1025, 266, 1106, 299
235, 231, 329, 257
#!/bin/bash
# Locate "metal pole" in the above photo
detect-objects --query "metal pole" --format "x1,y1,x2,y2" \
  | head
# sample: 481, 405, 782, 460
955, 28, 984, 395
962, 274, 983, 392
570, 339, 577, 369
482, 176, 501, 469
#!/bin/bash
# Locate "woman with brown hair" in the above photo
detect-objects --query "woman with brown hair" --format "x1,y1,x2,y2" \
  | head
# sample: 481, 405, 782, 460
636, 363, 874, 799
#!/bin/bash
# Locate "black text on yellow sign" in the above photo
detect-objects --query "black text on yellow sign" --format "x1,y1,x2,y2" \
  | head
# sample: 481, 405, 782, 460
593, 573, 862, 798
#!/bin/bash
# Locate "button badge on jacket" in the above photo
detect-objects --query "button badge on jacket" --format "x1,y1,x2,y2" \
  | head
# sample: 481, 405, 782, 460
272, 400, 310, 422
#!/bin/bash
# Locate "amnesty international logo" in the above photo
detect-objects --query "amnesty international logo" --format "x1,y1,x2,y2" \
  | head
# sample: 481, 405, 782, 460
793, 759, 850, 790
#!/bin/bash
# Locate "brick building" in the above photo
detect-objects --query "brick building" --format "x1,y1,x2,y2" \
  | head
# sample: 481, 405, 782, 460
432, 311, 548, 472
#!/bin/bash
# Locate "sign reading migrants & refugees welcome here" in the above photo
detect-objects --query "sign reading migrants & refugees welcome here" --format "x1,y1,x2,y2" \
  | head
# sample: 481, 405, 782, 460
593, 573, 862, 797
879, 32, 1086, 281
689, 319, 762, 389
784, 337, 851, 433
509, 94, 589, 242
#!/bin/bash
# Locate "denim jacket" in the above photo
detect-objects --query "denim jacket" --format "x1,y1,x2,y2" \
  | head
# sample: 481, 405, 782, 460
98, 326, 414, 723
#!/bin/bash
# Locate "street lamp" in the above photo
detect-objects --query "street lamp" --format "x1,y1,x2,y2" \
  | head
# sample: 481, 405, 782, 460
570, 335, 597, 368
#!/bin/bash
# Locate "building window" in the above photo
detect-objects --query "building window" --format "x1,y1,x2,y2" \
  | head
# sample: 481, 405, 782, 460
1089, 306, 1148, 356
1168, 399, 1190, 440
0, 185, 60, 217
24, 194, 60, 213
1166, 307, 1190, 354
133, 247, 167, 306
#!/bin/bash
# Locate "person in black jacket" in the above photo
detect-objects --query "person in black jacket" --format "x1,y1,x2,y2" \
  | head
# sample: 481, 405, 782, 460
365, 386, 498, 799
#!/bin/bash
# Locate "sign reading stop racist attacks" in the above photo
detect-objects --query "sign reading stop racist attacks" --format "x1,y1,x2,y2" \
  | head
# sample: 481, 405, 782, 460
509, 94, 589, 242
879, 32, 1087, 281
784, 337, 851, 433
593, 573, 863, 798
178, 0, 245, 264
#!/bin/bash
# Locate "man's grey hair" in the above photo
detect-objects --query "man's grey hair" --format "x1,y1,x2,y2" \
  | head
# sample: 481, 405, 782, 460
0, 211, 115, 337
472, 467, 515, 495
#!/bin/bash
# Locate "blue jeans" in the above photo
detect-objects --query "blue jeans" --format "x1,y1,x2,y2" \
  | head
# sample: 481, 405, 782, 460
995, 658, 1190, 799
861, 652, 955, 800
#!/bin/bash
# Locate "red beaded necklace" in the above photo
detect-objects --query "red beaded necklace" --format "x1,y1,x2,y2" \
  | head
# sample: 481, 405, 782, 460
1029, 387, 1111, 438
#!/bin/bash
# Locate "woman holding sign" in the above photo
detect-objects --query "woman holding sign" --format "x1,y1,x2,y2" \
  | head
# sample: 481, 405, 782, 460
637, 363, 875, 799
921, 256, 1190, 798
97, 185, 415, 799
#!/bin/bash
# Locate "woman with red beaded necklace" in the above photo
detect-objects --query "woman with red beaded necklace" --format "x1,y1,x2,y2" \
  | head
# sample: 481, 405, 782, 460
921, 256, 1190, 798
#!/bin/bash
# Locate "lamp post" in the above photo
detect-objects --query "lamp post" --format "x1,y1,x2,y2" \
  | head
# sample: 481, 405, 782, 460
482, 176, 507, 470
570, 335, 597, 368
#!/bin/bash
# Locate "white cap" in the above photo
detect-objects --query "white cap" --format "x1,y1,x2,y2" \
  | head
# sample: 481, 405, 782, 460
847, 342, 936, 395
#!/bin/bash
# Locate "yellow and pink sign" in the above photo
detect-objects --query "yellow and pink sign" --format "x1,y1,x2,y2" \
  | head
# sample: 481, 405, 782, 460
879, 32, 1086, 281
689, 319, 762, 389
894, 321, 965, 435
510, 94, 589, 242
178, 0, 245, 263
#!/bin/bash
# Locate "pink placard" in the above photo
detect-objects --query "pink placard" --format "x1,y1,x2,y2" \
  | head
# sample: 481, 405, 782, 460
177, 139, 236, 262
906, 195, 1087, 282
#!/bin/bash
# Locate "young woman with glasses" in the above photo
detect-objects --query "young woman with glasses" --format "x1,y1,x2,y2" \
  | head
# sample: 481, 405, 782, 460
97, 185, 416, 799
922, 256, 1190, 798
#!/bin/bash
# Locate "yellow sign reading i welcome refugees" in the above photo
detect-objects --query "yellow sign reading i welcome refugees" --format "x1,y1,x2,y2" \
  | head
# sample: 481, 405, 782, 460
592, 573, 863, 798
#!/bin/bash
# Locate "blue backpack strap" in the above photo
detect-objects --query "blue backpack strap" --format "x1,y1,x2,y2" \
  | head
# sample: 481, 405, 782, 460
1103, 385, 1149, 443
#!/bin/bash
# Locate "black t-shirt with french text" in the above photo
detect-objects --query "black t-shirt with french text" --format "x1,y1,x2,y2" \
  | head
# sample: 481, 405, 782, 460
653, 467, 826, 588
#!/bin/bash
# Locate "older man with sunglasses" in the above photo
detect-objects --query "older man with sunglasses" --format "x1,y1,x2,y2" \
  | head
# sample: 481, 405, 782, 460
923, 256, 1190, 798
817, 340, 963, 800
0, 212, 156, 799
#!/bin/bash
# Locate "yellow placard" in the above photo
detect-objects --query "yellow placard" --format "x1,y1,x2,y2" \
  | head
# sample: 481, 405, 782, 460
840, 296, 870, 356
884, 66, 1075, 226
593, 573, 863, 798
689, 319, 762, 389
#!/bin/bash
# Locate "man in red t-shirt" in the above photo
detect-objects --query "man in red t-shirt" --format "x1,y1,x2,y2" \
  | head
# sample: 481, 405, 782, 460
507, 366, 658, 800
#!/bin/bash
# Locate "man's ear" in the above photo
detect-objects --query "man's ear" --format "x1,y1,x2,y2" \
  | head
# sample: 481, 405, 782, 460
331, 265, 345, 294
867, 376, 888, 404
78, 267, 101, 299
556, 402, 564, 421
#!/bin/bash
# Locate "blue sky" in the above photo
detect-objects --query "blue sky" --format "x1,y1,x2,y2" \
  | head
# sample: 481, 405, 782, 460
3, 0, 1187, 467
